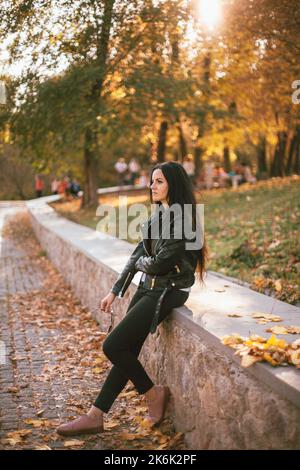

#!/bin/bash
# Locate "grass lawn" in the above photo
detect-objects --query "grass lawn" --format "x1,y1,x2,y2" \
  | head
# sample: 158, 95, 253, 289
50, 175, 300, 305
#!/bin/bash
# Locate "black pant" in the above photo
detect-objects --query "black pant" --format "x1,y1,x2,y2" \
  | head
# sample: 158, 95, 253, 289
94, 285, 189, 413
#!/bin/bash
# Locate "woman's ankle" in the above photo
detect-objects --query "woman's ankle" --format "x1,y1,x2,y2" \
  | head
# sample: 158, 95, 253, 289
87, 405, 104, 421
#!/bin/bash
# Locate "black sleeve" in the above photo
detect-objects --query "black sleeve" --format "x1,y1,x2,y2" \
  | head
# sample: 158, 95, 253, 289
110, 240, 145, 297
134, 236, 185, 275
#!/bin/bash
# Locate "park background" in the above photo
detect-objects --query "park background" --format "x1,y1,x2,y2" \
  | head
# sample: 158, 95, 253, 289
0, 0, 300, 451
1, 0, 299, 306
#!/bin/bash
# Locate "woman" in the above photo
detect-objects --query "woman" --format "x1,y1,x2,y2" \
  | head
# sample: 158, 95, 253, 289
57, 161, 207, 436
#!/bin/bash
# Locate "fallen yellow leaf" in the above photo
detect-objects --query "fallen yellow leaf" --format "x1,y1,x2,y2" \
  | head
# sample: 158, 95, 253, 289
288, 326, 300, 334
252, 313, 282, 323
24, 419, 44, 428
5, 429, 32, 446
290, 350, 300, 366
263, 352, 279, 366
94, 356, 106, 365
241, 355, 262, 368
120, 432, 138, 441
266, 326, 288, 335
266, 335, 287, 349
64, 440, 85, 447
221, 334, 244, 346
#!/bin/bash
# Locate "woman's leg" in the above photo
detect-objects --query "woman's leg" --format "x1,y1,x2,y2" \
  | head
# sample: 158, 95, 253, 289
94, 287, 189, 413
94, 291, 156, 412
93, 287, 146, 412
57, 287, 189, 435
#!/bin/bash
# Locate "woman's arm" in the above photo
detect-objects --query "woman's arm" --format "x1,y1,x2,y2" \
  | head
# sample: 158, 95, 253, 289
110, 240, 145, 297
135, 236, 185, 275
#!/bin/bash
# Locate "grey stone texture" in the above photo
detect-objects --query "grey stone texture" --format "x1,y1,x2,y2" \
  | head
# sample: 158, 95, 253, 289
24, 196, 300, 449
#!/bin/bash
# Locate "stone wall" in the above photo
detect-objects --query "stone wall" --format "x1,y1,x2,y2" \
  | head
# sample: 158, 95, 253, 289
27, 198, 300, 450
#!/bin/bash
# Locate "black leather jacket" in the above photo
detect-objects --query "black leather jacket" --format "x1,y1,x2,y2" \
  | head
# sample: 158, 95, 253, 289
110, 205, 198, 297
110, 205, 198, 334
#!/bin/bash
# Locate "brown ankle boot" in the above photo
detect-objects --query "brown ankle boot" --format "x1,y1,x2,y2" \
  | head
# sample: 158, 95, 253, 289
145, 385, 170, 426
56, 414, 104, 436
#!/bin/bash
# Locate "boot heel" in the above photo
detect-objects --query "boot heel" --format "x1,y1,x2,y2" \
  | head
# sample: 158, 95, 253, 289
153, 386, 170, 426
145, 385, 171, 427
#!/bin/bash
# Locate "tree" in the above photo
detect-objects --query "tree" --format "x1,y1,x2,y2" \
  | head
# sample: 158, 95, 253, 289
1, 0, 190, 204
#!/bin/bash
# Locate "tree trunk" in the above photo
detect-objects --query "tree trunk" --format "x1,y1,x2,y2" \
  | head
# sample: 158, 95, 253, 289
271, 131, 287, 177
257, 134, 268, 178
82, 128, 99, 207
293, 129, 300, 174
279, 131, 288, 176
82, 0, 115, 207
157, 120, 168, 162
193, 51, 211, 178
177, 121, 187, 162
194, 145, 203, 179
223, 145, 231, 172
203, 52, 211, 93
286, 133, 297, 175
173, 149, 179, 162
194, 123, 205, 178
270, 144, 279, 177
171, 39, 179, 63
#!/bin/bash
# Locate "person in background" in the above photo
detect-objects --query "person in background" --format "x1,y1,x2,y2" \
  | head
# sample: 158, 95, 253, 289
70, 179, 81, 197
138, 169, 149, 187
64, 176, 72, 200
58, 177, 67, 197
51, 178, 59, 195
229, 163, 244, 189
203, 161, 215, 190
214, 165, 230, 188
241, 162, 257, 184
35, 175, 44, 198
195, 169, 205, 190
114, 158, 128, 187
182, 155, 195, 188
128, 158, 141, 186
123, 169, 132, 186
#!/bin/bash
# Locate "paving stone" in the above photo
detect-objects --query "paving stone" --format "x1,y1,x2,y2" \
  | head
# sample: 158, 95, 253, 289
0, 204, 188, 451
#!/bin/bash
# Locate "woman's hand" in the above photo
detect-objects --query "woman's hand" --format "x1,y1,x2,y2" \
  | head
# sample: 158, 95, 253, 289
100, 292, 116, 313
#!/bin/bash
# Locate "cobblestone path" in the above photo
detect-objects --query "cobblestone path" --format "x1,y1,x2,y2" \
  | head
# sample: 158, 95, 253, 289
0, 205, 186, 450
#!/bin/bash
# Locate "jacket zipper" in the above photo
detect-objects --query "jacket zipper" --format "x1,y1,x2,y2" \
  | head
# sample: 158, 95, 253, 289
151, 275, 157, 290
119, 271, 131, 297
143, 214, 163, 257
175, 264, 180, 273
143, 240, 151, 257
142, 216, 161, 290
152, 236, 161, 255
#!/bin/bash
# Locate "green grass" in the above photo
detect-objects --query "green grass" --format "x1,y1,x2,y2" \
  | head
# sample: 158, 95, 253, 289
200, 176, 300, 304
51, 176, 300, 305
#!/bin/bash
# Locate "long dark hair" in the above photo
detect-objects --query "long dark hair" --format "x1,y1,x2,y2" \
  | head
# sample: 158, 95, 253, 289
148, 161, 208, 284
